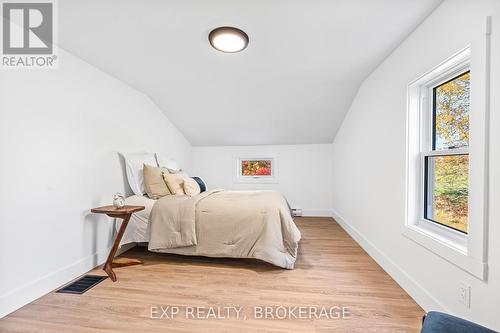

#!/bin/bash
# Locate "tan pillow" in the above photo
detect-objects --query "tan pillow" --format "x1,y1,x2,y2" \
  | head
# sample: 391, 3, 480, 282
143, 164, 171, 199
163, 173, 185, 195
183, 177, 200, 196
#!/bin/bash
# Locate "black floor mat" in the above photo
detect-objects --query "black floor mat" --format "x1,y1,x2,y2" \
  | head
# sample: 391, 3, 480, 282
56, 275, 107, 294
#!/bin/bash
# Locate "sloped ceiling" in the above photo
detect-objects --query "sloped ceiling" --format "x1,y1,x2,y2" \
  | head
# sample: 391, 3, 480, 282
59, 0, 443, 146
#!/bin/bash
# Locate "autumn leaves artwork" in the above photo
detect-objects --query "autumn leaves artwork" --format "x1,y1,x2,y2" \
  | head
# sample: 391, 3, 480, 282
241, 160, 272, 176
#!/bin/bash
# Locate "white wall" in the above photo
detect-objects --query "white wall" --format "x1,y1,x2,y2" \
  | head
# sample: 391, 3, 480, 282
331, 0, 500, 330
192, 144, 333, 217
0, 49, 192, 317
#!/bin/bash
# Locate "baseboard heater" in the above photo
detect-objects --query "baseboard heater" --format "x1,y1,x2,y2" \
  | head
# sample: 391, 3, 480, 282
56, 275, 107, 295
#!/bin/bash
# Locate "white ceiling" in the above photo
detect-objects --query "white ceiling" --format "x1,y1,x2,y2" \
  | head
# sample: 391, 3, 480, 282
59, 0, 443, 146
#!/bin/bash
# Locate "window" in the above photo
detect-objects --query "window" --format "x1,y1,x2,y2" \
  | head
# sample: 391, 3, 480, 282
234, 156, 278, 183
405, 47, 488, 279
423, 71, 470, 234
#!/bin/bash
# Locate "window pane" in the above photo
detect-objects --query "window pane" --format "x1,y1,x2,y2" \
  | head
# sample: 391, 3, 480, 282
433, 71, 470, 150
425, 155, 469, 233
241, 160, 272, 176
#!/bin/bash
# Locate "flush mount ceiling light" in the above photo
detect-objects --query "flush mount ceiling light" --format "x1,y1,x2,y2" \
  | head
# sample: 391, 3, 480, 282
209, 27, 249, 53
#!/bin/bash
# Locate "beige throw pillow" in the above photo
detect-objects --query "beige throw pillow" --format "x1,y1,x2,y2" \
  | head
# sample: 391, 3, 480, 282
163, 173, 186, 195
183, 177, 200, 196
143, 164, 171, 199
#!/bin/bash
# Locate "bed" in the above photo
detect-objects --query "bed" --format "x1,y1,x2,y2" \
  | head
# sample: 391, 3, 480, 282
122, 190, 301, 269
118, 151, 301, 269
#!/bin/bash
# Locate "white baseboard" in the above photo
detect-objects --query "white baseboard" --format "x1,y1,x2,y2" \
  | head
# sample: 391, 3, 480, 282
0, 243, 136, 318
301, 209, 333, 217
331, 209, 449, 314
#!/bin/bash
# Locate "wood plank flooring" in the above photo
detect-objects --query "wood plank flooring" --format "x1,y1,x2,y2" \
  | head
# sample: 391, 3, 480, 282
0, 217, 424, 332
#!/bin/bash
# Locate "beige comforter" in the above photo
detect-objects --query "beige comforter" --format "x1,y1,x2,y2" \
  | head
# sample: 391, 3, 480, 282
148, 190, 301, 269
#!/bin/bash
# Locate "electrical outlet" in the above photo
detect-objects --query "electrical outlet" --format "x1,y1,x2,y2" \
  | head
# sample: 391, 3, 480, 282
459, 282, 471, 308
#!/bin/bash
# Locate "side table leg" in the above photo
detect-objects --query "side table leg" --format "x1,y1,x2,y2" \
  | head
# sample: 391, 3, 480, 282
103, 213, 132, 282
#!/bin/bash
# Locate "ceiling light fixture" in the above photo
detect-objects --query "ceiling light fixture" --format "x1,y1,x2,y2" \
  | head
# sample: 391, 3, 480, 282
209, 27, 249, 53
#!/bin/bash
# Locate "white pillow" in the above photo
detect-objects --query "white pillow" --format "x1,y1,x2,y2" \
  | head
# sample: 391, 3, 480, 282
121, 152, 157, 195
155, 153, 178, 171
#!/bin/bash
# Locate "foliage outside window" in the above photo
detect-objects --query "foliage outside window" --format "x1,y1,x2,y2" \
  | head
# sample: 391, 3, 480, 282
424, 71, 470, 233
433, 72, 470, 150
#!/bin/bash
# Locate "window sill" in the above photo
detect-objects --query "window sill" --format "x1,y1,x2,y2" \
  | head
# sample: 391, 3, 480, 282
402, 223, 486, 280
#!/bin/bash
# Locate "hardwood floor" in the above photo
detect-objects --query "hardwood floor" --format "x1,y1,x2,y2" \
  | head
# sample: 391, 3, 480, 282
0, 218, 424, 332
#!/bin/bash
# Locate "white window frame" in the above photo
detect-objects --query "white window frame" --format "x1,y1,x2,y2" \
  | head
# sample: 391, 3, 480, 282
404, 46, 489, 280
421, 66, 470, 249
234, 155, 278, 184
